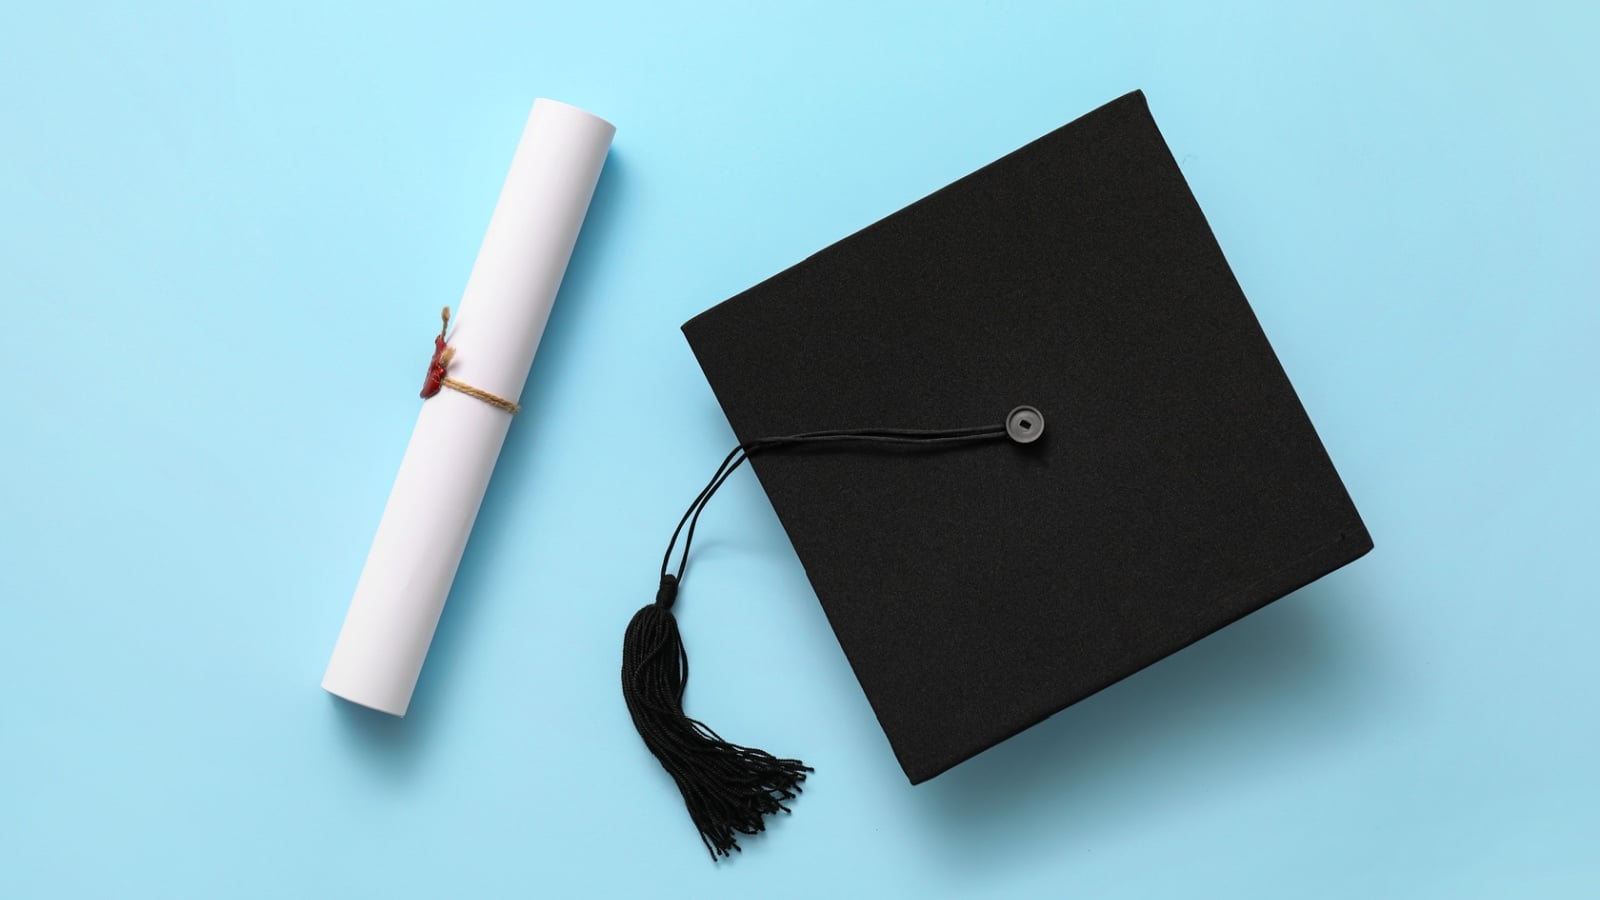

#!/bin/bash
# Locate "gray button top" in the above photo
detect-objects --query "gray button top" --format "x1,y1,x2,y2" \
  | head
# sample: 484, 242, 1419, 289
1005, 405, 1044, 444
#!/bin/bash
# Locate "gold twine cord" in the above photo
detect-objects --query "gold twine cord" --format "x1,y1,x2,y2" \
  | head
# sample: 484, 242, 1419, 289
427, 307, 521, 414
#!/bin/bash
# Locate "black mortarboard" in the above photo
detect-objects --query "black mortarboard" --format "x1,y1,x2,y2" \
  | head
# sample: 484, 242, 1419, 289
622, 90, 1372, 859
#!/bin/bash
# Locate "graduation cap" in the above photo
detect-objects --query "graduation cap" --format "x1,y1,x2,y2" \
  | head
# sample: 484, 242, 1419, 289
622, 90, 1372, 859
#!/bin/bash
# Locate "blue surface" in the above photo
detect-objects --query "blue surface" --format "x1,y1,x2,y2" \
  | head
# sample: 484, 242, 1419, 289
3, 2, 1597, 896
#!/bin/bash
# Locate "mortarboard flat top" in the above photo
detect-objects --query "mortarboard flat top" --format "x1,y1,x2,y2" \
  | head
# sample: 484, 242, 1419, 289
682, 90, 1372, 784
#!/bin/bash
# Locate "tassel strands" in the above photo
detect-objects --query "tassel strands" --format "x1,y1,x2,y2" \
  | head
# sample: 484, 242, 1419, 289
622, 573, 811, 859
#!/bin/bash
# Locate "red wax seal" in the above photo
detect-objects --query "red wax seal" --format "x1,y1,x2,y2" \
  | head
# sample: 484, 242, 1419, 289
421, 333, 448, 398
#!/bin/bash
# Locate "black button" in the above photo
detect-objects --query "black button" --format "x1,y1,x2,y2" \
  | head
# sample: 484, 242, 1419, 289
1005, 406, 1044, 444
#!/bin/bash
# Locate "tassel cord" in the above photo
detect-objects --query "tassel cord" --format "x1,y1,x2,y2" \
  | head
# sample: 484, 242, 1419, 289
662, 424, 1007, 588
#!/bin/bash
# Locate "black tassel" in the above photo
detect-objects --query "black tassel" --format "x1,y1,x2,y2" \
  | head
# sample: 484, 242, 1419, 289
622, 573, 811, 859
622, 415, 1026, 858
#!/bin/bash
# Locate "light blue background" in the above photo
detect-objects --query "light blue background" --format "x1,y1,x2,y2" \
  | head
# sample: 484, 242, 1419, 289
2, 1, 1597, 896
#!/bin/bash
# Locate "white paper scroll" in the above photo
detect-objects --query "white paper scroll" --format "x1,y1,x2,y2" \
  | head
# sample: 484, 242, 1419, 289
323, 99, 614, 715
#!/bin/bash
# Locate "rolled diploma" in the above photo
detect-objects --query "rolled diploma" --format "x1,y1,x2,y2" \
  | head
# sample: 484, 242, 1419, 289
323, 99, 614, 715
